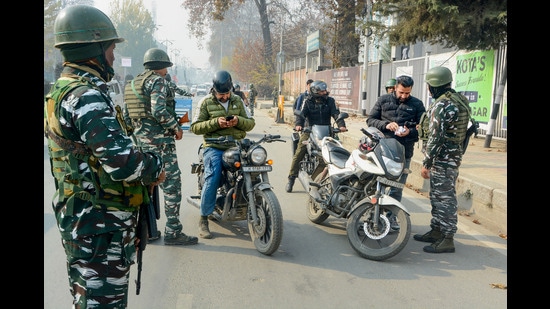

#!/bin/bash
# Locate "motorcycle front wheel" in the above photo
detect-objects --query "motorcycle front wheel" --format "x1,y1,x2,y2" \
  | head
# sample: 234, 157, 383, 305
248, 188, 284, 256
346, 203, 411, 261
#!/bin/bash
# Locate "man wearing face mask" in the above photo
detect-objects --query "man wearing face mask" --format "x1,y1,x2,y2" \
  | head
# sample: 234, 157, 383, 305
190, 70, 255, 238
285, 80, 347, 192
366, 75, 425, 230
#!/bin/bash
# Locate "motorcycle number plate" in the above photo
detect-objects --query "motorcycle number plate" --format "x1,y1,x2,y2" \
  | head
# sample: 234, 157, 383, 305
377, 176, 404, 189
242, 165, 272, 172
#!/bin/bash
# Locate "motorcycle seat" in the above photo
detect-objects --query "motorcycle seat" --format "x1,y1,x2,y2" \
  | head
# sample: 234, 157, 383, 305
325, 142, 350, 168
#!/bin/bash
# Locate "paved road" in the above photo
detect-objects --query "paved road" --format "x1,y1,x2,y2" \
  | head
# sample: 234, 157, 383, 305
44, 97, 507, 308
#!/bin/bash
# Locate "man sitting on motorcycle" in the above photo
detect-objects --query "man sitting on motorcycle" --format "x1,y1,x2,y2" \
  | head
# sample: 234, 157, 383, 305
286, 80, 347, 192
190, 70, 256, 238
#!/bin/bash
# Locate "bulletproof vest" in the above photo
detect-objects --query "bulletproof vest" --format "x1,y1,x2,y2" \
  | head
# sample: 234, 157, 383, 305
45, 76, 147, 214
419, 91, 471, 144
124, 70, 155, 119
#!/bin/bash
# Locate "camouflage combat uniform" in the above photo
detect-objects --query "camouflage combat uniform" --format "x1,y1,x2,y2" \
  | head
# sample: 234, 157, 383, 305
421, 90, 468, 237
247, 86, 258, 116
124, 70, 186, 240
44, 65, 164, 308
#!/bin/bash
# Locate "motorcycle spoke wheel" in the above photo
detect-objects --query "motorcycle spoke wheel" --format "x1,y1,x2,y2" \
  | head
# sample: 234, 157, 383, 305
346, 203, 411, 261
306, 174, 330, 224
248, 189, 284, 256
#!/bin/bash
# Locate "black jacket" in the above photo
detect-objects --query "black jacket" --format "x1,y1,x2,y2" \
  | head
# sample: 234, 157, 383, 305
366, 93, 425, 158
296, 95, 346, 128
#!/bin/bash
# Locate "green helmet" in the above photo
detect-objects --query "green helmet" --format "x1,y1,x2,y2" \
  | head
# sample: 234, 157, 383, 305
54, 5, 124, 48
425, 66, 453, 87
249, 83, 254, 88
143, 48, 173, 70
385, 78, 396, 88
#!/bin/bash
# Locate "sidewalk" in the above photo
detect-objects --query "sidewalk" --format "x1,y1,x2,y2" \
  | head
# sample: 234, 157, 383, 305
256, 100, 507, 236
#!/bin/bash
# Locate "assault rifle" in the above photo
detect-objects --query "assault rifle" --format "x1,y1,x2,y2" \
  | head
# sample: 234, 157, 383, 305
135, 185, 161, 295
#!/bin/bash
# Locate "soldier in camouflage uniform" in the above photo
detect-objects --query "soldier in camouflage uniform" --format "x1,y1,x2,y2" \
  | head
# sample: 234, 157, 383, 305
44, 5, 166, 308
414, 66, 472, 254
165, 73, 194, 97
247, 83, 258, 116
123, 48, 199, 246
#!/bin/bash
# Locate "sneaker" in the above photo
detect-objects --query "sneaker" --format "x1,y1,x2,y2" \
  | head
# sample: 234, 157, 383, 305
199, 219, 213, 239
389, 214, 400, 231
148, 230, 161, 243
164, 233, 199, 246
285, 177, 296, 193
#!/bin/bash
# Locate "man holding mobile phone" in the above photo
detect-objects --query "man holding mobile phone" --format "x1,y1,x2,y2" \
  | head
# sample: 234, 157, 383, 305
190, 70, 255, 238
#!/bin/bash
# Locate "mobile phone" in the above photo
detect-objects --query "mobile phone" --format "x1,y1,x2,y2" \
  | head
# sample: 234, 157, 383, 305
225, 115, 234, 121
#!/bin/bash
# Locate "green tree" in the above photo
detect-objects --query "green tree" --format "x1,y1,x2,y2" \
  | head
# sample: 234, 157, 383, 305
364, 0, 507, 50
107, 0, 158, 78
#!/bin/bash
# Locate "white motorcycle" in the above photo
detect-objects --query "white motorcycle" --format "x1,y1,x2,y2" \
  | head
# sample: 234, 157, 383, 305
306, 122, 411, 261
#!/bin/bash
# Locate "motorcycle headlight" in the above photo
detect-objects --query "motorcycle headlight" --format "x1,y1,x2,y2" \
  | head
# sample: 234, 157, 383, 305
249, 146, 267, 165
382, 156, 404, 177
222, 147, 241, 171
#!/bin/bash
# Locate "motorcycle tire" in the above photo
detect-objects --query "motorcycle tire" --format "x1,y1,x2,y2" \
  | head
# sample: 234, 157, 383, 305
346, 203, 411, 261
247, 188, 284, 256
306, 173, 330, 224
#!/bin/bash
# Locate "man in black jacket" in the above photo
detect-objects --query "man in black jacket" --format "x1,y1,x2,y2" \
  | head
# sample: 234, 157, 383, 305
366, 75, 425, 229
285, 80, 347, 192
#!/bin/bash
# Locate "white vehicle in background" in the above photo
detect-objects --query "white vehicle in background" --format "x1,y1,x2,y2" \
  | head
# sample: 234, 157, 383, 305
190, 85, 197, 96
196, 84, 208, 96
107, 79, 123, 108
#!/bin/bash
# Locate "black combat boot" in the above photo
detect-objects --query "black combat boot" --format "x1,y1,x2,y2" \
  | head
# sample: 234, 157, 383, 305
413, 228, 442, 243
423, 235, 455, 253
285, 176, 296, 193
199, 218, 212, 239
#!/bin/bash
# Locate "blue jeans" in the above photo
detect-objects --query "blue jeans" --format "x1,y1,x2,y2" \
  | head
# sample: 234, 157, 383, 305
199, 147, 224, 216
388, 157, 411, 202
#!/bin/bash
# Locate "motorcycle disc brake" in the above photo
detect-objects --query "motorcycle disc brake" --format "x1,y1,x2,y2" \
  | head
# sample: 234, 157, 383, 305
362, 213, 391, 240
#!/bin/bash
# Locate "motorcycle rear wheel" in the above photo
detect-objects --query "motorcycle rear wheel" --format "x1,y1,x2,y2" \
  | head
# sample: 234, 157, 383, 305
346, 203, 411, 261
248, 188, 284, 256
306, 174, 330, 224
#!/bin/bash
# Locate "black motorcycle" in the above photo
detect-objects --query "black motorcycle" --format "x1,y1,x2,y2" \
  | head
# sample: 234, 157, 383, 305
187, 134, 285, 255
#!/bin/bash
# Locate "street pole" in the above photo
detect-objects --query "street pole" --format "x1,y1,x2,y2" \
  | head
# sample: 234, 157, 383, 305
276, 15, 285, 123
361, 0, 372, 116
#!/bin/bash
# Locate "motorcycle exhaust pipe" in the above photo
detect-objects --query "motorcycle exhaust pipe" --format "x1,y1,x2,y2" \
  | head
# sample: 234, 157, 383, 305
298, 171, 323, 202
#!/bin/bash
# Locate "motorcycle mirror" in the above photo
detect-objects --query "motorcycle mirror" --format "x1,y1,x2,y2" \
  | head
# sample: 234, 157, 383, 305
337, 112, 349, 120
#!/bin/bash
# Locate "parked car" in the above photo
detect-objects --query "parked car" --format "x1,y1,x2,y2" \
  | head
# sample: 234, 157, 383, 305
190, 85, 197, 95
196, 84, 208, 96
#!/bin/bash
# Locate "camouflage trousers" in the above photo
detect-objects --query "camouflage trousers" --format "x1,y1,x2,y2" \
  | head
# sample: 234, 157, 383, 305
248, 99, 255, 115
428, 165, 459, 235
142, 143, 183, 238
64, 229, 135, 308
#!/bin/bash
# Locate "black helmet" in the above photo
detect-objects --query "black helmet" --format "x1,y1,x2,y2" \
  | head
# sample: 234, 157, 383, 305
310, 80, 328, 97
213, 70, 233, 93
143, 48, 173, 70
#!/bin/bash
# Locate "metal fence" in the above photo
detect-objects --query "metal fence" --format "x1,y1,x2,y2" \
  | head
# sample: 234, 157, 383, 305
283, 45, 507, 141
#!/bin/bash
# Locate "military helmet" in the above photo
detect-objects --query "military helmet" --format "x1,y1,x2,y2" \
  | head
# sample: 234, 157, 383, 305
213, 70, 233, 93
309, 80, 328, 97
143, 48, 173, 70
54, 5, 124, 47
234, 84, 240, 90
425, 66, 453, 87
385, 78, 396, 88
249, 83, 254, 88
